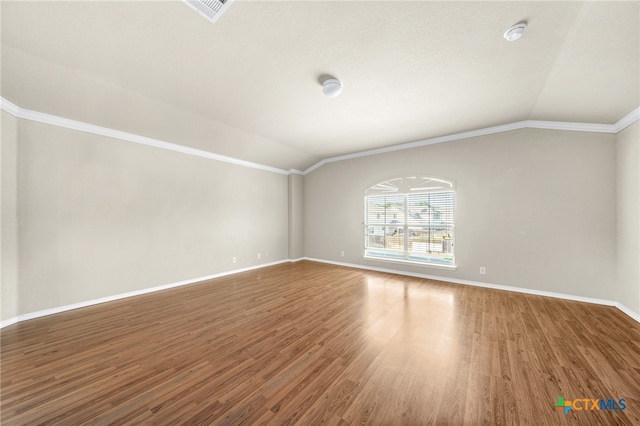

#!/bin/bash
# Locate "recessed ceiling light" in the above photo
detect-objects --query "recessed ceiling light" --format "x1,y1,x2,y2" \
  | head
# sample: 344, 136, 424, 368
322, 78, 343, 98
504, 23, 527, 41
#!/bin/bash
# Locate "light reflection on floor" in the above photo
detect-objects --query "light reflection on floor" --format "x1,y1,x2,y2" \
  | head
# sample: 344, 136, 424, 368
362, 275, 458, 362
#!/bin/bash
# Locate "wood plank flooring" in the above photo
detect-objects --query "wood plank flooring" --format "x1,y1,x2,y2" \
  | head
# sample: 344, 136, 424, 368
1, 261, 639, 425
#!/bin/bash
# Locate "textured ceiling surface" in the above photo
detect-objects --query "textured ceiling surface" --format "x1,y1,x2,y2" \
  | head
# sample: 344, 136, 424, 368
2, 1, 639, 170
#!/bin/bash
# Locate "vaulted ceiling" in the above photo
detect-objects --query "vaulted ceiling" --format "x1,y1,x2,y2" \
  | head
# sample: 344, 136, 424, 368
2, 1, 638, 171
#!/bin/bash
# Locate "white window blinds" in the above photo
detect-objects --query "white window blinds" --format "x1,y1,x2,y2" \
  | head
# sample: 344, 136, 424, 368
364, 177, 455, 266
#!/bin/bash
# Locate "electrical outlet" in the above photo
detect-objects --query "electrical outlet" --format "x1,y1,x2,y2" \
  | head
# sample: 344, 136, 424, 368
232, 256, 237, 264
340, 251, 345, 257
480, 266, 486, 275
258, 253, 261, 259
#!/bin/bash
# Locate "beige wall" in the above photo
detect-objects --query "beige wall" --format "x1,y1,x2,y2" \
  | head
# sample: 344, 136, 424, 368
304, 128, 617, 300
288, 173, 304, 259
1, 111, 19, 321
616, 121, 640, 313
3, 112, 636, 321
15, 119, 288, 315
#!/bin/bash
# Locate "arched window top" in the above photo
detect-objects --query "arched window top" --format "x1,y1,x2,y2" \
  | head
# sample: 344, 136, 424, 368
366, 176, 454, 196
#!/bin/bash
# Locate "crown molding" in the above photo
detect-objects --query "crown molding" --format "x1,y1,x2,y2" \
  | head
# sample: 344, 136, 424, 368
614, 107, 640, 132
1, 97, 290, 176
301, 114, 638, 174
525, 120, 616, 133
2, 97, 637, 177
303, 121, 530, 174
0, 97, 20, 116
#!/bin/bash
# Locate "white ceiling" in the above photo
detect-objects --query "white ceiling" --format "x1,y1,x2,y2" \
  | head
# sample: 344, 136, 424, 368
2, 1, 639, 171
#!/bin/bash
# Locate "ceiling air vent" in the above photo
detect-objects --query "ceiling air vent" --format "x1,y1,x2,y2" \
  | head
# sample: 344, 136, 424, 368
182, 0, 235, 23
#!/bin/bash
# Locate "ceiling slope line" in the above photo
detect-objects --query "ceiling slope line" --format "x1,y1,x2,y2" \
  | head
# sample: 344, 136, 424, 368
0, 97, 290, 176
1, 97, 637, 177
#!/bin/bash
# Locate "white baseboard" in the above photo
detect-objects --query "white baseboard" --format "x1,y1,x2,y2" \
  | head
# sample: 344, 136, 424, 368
0, 317, 19, 329
614, 303, 640, 323
0, 259, 289, 329
303, 257, 640, 323
3, 257, 638, 329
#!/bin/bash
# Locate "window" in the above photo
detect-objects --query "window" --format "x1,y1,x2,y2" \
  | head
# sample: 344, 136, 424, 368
364, 177, 455, 267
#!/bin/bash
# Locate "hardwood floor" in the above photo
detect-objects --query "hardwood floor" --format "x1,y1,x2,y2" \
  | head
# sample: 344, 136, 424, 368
1, 261, 639, 425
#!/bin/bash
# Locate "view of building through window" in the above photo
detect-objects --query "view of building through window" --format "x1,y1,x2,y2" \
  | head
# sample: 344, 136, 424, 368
364, 177, 455, 266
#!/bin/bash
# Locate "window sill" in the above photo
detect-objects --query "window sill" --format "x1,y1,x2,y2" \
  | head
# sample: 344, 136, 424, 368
364, 255, 458, 271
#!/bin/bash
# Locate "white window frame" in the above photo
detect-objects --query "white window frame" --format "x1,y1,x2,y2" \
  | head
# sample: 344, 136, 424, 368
364, 177, 456, 269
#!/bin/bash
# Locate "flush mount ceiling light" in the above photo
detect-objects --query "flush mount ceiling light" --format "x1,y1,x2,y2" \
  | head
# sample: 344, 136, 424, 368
322, 78, 343, 98
503, 23, 528, 41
